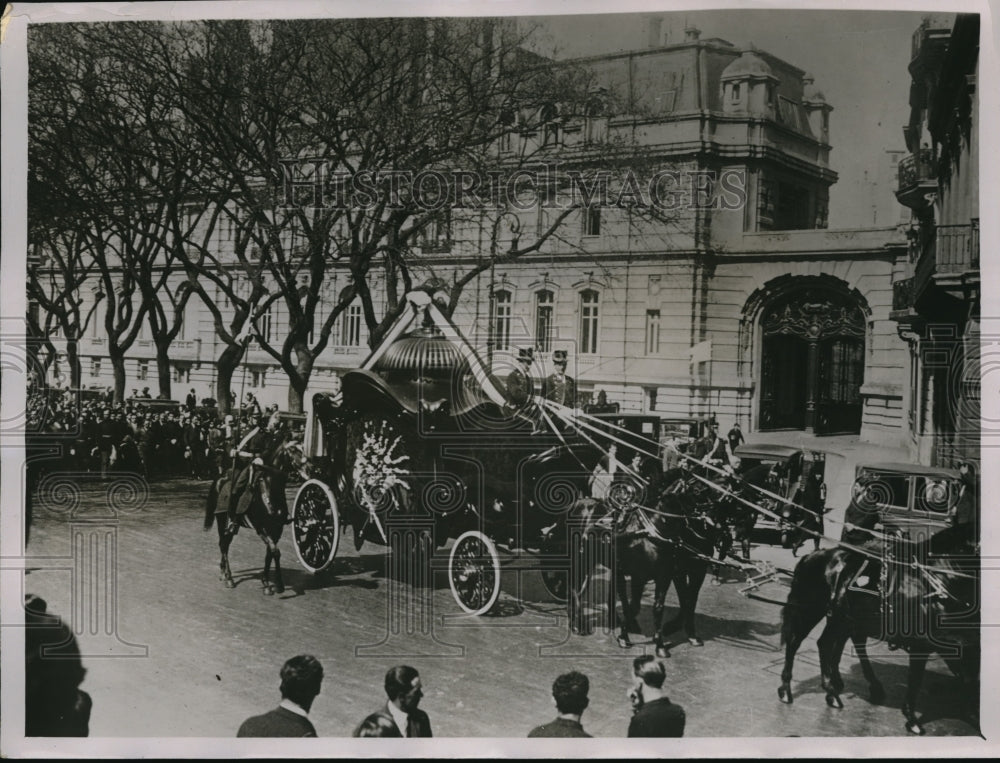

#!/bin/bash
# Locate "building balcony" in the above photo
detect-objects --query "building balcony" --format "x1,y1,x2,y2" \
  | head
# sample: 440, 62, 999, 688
910, 221, 980, 306
891, 276, 915, 312
895, 148, 937, 210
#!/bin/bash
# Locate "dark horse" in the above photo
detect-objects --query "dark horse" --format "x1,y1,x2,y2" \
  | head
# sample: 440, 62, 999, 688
778, 543, 980, 734
203, 437, 308, 594
566, 468, 724, 658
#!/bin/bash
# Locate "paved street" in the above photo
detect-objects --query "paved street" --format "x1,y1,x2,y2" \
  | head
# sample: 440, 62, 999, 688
22, 470, 977, 739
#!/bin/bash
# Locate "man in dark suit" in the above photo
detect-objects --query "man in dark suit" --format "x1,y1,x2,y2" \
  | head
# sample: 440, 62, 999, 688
355, 665, 432, 737
505, 347, 535, 408
237, 655, 324, 737
528, 671, 592, 738
627, 656, 685, 737
541, 350, 577, 408
186, 388, 198, 411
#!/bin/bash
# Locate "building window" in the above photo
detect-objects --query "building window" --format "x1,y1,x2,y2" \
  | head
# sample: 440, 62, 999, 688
731, 83, 742, 101
909, 349, 920, 433
419, 209, 451, 250
90, 358, 101, 377
535, 290, 554, 353
340, 302, 362, 347
250, 367, 266, 388
541, 102, 560, 147
645, 309, 661, 355
257, 307, 273, 344
579, 289, 600, 355
491, 290, 512, 351
583, 207, 601, 237
137, 360, 148, 381
173, 365, 189, 384
765, 84, 775, 106
499, 108, 518, 153
646, 387, 658, 412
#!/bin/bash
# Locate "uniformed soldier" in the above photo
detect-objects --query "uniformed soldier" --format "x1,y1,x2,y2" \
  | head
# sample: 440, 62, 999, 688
230, 412, 282, 517
506, 347, 536, 408
542, 350, 577, 408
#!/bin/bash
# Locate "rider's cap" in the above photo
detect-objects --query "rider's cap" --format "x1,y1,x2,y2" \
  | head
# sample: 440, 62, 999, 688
553, 350, 568, 365
517, 347, 534, 363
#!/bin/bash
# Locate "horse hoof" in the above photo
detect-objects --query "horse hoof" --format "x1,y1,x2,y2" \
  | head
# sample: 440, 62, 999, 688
655, 646, 671, 659
273, 586, 285, 595
778, 685, 793, 704
617, 636, 632, 649
263, 585, 274, 596
825, 694, 844, 710
905, 721, 925, 735
712, 577, 722, 586
224, 579, 235, 589
688, 637, 704, 647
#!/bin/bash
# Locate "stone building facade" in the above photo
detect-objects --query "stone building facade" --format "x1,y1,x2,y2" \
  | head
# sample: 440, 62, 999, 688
890, 13, 980, 467
47, 26, 911, 446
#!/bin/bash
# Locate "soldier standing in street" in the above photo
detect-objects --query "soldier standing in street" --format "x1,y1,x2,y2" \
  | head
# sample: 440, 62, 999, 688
506, 347, 536, 408
541, 350, 577, 408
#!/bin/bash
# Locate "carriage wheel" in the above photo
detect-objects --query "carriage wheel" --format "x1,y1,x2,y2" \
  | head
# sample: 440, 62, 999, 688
448, 530, 501, 616
292, 479, 341, 573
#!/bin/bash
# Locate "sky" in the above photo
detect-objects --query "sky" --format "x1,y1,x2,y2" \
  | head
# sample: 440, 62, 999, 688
528, 9, 932, 229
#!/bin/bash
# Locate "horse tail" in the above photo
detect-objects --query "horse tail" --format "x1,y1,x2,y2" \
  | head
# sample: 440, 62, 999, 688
781, 550, 832, 646
204, 478, 219, 531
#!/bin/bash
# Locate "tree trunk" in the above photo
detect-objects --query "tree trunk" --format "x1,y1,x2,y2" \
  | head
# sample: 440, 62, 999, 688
216, 343, 244, 416
66, 340, 82, 388
110, 353, 127, 404
155, 342, 172, 400
285, 349, 315, 414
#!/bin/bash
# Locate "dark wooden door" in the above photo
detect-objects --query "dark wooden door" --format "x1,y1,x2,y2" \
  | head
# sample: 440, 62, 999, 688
815, 337, 864, 434
759, 335, 807, 430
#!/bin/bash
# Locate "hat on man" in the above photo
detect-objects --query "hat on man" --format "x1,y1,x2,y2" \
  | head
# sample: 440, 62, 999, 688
552, 350, 568, 365
517, 347, 534, 363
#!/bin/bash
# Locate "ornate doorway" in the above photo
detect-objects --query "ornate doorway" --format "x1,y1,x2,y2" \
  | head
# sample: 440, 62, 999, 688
757, 285, 867, 434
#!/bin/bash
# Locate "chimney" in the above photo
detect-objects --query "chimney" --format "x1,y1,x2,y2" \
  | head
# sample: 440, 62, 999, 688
684, 25, 701, 41
647, 16, 663, 48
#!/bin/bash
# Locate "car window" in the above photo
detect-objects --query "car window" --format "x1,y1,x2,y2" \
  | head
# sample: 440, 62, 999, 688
913, 476, 952, 514
856, 473, 909, 511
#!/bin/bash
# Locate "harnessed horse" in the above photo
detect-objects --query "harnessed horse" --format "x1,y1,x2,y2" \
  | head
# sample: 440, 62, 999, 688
778, 540, 980, 735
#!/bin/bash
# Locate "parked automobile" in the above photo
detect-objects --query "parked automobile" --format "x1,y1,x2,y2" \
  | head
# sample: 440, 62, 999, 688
732, 443, 827, 546
850, 462, 959, 543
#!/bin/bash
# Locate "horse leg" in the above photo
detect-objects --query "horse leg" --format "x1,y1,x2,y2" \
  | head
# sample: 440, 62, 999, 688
217, 515, 236, 589
851, 633, 886, 704
903, 651, 929, 735
817, 621, 848, 709
258, 530, 283, 595
614, 566, 633, 648
679, 563, 708, 646
652, 576, 671, 659
778, 605, 826, 705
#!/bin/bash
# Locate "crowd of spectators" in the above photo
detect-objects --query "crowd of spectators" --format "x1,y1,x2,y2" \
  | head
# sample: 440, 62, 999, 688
26, 387, 290, 481
234, 658, 685, 739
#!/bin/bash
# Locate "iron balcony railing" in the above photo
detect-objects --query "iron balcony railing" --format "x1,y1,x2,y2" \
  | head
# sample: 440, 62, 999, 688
897, 148, 936, 190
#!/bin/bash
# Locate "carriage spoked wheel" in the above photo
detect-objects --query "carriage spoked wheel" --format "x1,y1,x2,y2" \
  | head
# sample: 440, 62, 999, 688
291, 479, 341, 573
448, 530, 501, 616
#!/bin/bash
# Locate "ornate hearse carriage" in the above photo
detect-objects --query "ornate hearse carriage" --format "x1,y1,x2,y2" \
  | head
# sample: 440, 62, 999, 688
289, 290, 615, 615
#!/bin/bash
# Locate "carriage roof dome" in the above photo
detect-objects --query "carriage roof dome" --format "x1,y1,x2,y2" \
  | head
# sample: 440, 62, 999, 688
371, 322, 466, 376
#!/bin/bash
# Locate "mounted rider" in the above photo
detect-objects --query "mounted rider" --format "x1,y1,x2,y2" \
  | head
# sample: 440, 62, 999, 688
230, 411, 283, 518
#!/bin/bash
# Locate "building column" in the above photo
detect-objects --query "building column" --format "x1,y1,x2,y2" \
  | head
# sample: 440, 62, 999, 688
804, 336, 820, 432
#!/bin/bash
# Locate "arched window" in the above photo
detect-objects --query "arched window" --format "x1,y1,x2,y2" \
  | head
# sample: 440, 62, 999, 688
491, 289, 513, 351
535, 290, 554, 352
579, 289, 600, 354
